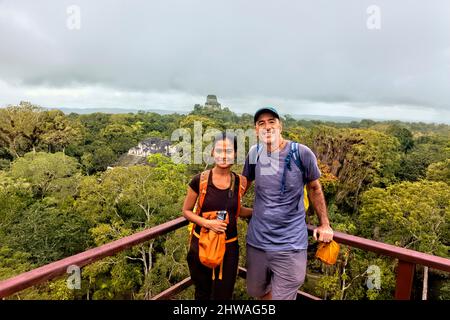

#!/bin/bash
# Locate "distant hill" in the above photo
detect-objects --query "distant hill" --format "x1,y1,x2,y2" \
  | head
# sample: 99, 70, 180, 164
47, 107, 188, 115
288, 114, 373, 123
44, 106, 448, 125
49, 107, 368, 122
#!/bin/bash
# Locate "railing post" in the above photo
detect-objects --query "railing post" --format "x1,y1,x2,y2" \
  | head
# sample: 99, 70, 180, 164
395, 260, 415, 300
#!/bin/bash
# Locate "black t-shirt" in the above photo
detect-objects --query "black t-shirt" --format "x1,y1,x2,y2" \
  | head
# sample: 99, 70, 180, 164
188, 171, 240, 239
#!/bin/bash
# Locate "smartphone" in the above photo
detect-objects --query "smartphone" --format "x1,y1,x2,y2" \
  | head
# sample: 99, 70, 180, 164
217, 210, 227, 221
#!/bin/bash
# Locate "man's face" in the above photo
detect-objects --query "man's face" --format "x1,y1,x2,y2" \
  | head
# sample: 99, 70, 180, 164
255, 113, 282, 145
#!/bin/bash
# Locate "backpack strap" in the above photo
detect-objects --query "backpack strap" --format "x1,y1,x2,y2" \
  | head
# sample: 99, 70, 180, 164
281, 142, 306, 194
247, 143, 265, 181
236, 174, 248, 217
291, 142, 306, 182
193, 169, 245, 219
256, 143, 263, 162
248, 143, 263, 164
189, 170, 211, 243
193, 170, 211, 215
280, 142, 295, 194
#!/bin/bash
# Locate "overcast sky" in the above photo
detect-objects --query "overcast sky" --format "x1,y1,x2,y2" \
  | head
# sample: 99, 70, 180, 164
0, 0, 449, 123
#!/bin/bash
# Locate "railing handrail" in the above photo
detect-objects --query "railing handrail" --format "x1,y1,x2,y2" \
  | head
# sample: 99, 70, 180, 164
1, 217, 448, 299
0, 217, 188, 298
306, 225, 450, 272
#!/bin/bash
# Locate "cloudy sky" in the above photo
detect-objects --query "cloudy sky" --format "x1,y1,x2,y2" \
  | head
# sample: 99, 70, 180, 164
0, 0, 449, 123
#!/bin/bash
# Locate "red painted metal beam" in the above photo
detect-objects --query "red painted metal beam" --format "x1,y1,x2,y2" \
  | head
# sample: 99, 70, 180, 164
0, 217, 189, 299
307, 225, 450, 272
151, 277, 193, 300
1, 219, 449, 299
395, 260, 415, 300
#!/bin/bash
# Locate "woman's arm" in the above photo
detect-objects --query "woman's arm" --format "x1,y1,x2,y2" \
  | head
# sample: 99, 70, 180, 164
239, 206, 253, 218
182, 186, 227, 233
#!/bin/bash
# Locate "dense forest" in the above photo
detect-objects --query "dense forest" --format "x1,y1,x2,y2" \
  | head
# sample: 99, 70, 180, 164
0, 101, 449, 300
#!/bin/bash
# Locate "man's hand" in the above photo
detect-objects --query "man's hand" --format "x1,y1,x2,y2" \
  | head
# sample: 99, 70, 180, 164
307, 179, 333, 243
313, 224, 334, 243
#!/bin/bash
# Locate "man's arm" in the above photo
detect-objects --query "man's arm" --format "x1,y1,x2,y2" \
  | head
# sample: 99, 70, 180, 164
306, 179, 334, 242
239, 206, 253, 218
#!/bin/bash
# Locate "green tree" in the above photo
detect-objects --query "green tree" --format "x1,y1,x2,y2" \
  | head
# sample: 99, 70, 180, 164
75, 154, 188, 299
78, 112, 111, 137
1, 164, 91, 268
0, 246, 35, 282
358, 181, 450, 298
426, 159, 450, 184
396, 135, 450, 182
100, 123, 139, 154
179, 115, 220, 131
0, 171, 34, 257
2, 198, 92, 265
0, 101, 45, 157
190, 103, 238, 124
387, 124, 414, 153
81, 144, 116, 174
359, 181, 449, 255
40, 110, 84, 153
147, 228, 190, 299
0, 102, 83, 157
312, 250, 396, 300
9, 152, 81, 198
302, 126, 400, 212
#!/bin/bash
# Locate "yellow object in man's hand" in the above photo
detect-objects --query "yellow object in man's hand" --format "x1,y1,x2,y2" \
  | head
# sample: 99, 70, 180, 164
316, 240, 340, 265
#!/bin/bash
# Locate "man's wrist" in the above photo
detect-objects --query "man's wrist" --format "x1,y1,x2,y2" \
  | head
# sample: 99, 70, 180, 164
319, 221, 331, 228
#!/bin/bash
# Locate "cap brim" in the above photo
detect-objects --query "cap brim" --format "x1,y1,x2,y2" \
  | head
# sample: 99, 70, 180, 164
254, 108, 280, 123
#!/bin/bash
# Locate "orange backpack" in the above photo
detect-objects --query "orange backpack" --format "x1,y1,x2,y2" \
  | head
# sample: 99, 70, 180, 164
190, 170, 247, 280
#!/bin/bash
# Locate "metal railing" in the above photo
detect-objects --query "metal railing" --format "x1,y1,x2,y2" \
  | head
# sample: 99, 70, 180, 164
1, 217, 449, 300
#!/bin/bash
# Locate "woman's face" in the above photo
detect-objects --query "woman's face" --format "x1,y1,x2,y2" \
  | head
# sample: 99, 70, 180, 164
212, 138, 235, 168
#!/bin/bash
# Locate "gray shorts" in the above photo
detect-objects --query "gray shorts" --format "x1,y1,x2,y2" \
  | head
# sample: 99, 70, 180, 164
246, 244, 307, 300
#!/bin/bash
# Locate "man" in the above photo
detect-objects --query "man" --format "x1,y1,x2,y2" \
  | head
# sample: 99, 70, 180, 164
242, 107, 333, 300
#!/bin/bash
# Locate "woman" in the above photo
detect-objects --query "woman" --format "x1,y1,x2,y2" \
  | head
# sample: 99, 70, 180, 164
182, 132, 252, 300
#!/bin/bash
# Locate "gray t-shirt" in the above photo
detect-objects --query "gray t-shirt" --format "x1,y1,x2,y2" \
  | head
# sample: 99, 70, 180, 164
242, 141, 321, 251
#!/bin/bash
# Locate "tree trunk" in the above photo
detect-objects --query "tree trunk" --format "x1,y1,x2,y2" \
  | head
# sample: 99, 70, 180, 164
10, 138, 20, 158
340, 250, 350, 300
143, 241, 154, 300
340, 277, 346, 300
323, 266, 328, 300
422, 266, 428, 300
148, 241, 153, 272
141, 247, 148, 277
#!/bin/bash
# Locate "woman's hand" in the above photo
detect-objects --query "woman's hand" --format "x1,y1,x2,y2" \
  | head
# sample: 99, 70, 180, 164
204, 219, 227, 233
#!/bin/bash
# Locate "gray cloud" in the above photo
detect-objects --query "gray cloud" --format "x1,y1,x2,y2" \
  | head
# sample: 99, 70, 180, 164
0, 0, 449, 122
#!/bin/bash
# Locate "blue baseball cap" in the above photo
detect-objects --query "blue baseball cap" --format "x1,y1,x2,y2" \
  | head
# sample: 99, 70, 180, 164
254, 107, 280, 124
